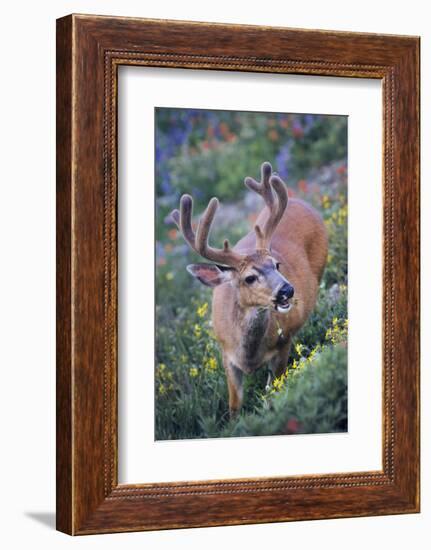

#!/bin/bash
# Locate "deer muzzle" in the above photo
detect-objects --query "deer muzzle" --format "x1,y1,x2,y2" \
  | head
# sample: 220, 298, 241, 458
273, 282, 295, 313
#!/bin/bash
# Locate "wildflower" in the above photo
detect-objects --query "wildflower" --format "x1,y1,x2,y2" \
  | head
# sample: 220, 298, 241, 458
196, 302, 208, 318
285, 418, 300, 434
268, 129, 279, 141
321, 195, 331, 210
166, 272, 174, 281
298, 179, 308, 194
167, 228, 178, 241
158, 383, 166, 395
189, 367, 199, 378
272, 369, 289, 391
280, 117, 289, 129
295, 343, 304, 356
205, 357, 217, 372
325, 317, 348, 344
194, 324, 202, 338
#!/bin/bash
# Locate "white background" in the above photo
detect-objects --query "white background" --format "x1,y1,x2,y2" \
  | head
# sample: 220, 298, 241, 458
0, 1, 428, 548
118, 68, 382, 483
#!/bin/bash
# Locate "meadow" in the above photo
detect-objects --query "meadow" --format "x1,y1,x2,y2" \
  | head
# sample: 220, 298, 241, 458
155, 108, 348, 440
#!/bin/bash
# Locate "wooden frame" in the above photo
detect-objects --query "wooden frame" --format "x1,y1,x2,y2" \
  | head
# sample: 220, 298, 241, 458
56, 14, 420, 535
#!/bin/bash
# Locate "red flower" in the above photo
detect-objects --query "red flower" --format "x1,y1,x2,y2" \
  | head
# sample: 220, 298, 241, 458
285, 418, 300, 434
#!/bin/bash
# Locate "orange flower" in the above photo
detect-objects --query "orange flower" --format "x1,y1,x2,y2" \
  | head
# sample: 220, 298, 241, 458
298, 179, 308, 193
268, 129, 279, 141
167, 228, 178, 240
219, 122, 230, 138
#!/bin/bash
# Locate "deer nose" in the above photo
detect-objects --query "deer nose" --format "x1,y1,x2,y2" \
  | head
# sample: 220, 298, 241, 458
277, 283, 294, 301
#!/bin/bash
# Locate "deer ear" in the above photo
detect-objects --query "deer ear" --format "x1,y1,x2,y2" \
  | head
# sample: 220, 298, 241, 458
186, 263, 235, 288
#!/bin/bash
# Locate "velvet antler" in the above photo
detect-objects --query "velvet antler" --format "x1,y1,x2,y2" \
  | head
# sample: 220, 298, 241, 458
244, 162, 288, 249
171, 195, 246, 268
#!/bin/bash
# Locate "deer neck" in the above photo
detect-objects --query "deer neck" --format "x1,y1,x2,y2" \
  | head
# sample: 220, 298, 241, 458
233, 302, 271, 372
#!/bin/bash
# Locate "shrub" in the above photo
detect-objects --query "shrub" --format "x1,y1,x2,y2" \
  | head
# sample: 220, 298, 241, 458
220, 344, 348, 438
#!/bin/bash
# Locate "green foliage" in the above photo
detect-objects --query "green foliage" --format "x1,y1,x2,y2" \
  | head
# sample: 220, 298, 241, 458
221, 344, 348, 437
154, 108, 348, 440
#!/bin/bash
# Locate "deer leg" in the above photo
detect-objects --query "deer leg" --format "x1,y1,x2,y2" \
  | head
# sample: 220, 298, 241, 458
267, 338, 292, 389
224, 358, 244, 418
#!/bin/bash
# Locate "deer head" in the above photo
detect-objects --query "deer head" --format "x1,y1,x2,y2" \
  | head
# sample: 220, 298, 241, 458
171, 162, 295, 313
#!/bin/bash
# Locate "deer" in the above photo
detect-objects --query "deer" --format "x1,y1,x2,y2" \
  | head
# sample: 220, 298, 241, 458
171, 162, 328, 417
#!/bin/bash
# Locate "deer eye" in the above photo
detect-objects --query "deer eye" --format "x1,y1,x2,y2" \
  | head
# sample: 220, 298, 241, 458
244, 275, 257, 285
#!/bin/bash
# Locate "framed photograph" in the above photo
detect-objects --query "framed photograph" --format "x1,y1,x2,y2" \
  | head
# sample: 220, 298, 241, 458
56, 14, 420, 535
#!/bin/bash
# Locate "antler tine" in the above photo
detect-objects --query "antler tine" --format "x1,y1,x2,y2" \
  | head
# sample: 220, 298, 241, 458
195, 197, 219, 257
195, 198, 245, 267
263, 174, 288, 241
244, 161, 274, 208
244, 162, 288, 249
171, 194, 245, 268
171, 194, 199, 252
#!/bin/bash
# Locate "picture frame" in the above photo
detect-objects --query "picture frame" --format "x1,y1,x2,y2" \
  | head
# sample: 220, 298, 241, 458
56, 14, 420, 535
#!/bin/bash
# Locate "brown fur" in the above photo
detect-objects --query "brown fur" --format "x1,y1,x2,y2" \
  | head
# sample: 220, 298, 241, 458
212, 198, 328, 415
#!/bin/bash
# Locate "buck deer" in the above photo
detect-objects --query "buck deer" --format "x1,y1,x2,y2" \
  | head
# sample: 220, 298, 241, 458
171, 162, 328, 416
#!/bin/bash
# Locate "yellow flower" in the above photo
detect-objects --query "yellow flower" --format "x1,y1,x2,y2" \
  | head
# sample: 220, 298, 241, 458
158, 383, 166, 395
205, 356, 217, 372
272, 370, 289, 392
189, 367, 199, 378
325, 317, 348, 344
295, 343, 304, 356
196, 302, 209, 318
194, 324, 202, 338
165, 272, 174, 281
322, 195, 331, 210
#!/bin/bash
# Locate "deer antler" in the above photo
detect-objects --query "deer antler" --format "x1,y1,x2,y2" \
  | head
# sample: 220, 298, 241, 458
171, 194, 246, 268
244, 162, 288, 249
